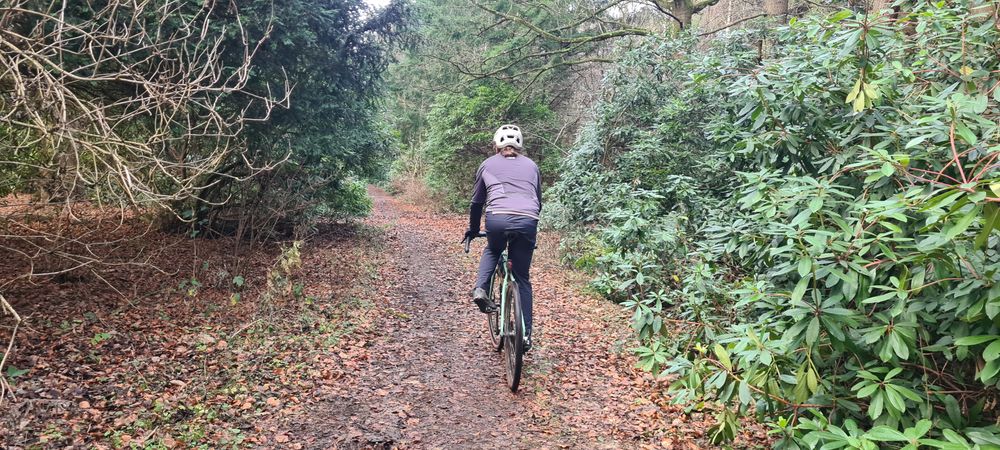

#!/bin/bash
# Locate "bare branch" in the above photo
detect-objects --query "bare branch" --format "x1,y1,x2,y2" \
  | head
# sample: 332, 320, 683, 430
699, 13, 767, 36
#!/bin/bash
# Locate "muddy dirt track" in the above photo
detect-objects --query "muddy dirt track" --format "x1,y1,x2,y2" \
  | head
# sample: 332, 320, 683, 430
1, 188, 767, 449
270, 188, 746, 449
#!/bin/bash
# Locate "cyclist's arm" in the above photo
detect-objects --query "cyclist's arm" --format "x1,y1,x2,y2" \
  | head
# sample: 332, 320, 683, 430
470, 166, 487, 232
535, 165, 543, 214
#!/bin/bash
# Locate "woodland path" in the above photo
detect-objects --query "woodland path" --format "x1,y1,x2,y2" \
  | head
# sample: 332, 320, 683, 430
270, 188, 722, 449
0, 189, 756, 449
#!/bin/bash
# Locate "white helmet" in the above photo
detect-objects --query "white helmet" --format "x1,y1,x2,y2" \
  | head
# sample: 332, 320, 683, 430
493, 124, 523, 150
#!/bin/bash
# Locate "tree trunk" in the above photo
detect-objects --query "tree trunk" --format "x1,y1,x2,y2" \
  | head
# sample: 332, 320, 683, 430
868, 0, 890, 12
653, 0, 723, 29
764, 0, 788, 17
672, 0, 694, 28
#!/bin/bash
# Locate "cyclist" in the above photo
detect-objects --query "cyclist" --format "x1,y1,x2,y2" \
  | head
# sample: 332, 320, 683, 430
465, 124, 542, 351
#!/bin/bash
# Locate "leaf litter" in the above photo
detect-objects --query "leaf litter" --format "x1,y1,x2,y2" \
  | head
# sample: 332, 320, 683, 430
0, 189, 766, 448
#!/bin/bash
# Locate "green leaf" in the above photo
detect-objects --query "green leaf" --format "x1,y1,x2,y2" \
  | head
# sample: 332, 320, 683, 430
790, 209, 812, 227
856, 383, 878, 398
738, 380, 752, 405
806, 366, 818, 393
880, 162, 894, 177
866, 426, 907, 441
852, 93, 866, 112
890, 332, 909, 360
968, 429, 1000, 445
862, 292, 896, 304
806, 317, 821, 346
920, 189, 965, 212
809, 196, 824, 212
955, 121, 978, 145
885, 386, 906, 412
846, 78, 862, 103
798, 257, 812, 277
943, 206, 981, 241
827, 9, 854, 23
4, 365, 28, 378
942, 429, 968, 444
976, 203, 999, 249
905, 135, 929, 149
829, 10, 853, 22
985, 340, 1000, 362
893, 385, 922, 402
868, 390, 884, 419
955, 335, 998, 346
714, 344, 732, 371
981, 359, 1000, 383
792, 277, 810, 302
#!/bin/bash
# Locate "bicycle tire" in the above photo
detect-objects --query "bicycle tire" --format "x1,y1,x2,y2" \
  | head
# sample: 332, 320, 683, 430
503, 278, 524, 392
486, 262, 504, 352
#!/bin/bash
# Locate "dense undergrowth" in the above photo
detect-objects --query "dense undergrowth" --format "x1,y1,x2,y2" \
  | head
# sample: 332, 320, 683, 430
415, 84, 559, 209
547, 4, 1000, 448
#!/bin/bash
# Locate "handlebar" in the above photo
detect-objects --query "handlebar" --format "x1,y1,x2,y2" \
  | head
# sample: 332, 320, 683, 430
462, 231, 488, 253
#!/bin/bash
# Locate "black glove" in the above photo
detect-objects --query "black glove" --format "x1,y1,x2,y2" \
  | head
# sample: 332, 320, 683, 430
464, 228, 478, 241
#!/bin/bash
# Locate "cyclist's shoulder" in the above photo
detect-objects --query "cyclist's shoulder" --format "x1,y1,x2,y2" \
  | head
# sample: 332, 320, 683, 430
477, 154, 496, 171
481, 153, 537, 171
518, 155, 540, 170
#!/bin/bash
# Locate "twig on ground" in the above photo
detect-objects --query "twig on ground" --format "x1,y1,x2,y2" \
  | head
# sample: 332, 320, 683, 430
0, 294, 22, 405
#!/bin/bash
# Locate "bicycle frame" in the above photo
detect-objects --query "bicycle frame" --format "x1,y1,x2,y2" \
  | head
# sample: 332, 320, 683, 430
489, 250, 526, 340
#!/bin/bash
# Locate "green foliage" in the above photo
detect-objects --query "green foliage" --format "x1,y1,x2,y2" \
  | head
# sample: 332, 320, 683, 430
5, 365, 29, 379
185, 0, 407, 235
263, 241, 305, 302
551, 3, 1000, 447
384, 0, 596, 209
90, 332, 113, 346
547, 33, 757, 300
2, 1, 406, 234
420, 83, 558, 209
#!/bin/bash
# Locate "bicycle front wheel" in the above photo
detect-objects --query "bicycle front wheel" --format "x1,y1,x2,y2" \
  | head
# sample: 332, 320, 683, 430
503, 279, 524, 392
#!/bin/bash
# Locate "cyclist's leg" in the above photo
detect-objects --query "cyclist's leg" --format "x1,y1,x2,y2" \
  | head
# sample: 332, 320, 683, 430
474, 215, 509, 301
505, 217, 538, 343
475, 242, 501, 292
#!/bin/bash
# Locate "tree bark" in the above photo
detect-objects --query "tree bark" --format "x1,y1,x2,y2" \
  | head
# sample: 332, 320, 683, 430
868, 0, 891, 12
764, 0, 788, 17
653, 0, 723, 29
673, 0, 694, 27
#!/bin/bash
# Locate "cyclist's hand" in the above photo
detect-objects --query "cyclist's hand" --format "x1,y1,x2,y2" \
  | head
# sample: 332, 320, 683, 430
462, 229, 479, 253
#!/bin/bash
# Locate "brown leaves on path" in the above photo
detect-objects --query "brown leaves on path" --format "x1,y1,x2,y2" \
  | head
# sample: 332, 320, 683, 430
1, 188, 766, 449
262, 188, 751, 449
0, 204, 387, 448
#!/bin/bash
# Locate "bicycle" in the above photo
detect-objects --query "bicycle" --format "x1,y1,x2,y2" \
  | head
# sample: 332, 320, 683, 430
463, 231, 526, 392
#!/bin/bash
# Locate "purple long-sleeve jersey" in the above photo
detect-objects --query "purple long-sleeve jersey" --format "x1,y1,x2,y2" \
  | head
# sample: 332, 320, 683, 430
471, 153, 542, 220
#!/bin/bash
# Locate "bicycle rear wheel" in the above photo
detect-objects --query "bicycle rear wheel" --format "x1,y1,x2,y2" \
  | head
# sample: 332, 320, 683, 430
503, 279, 524, 392
486, 262, 503, 352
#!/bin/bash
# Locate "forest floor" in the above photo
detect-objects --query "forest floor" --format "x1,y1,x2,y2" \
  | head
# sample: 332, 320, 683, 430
1, 188, 768, 449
